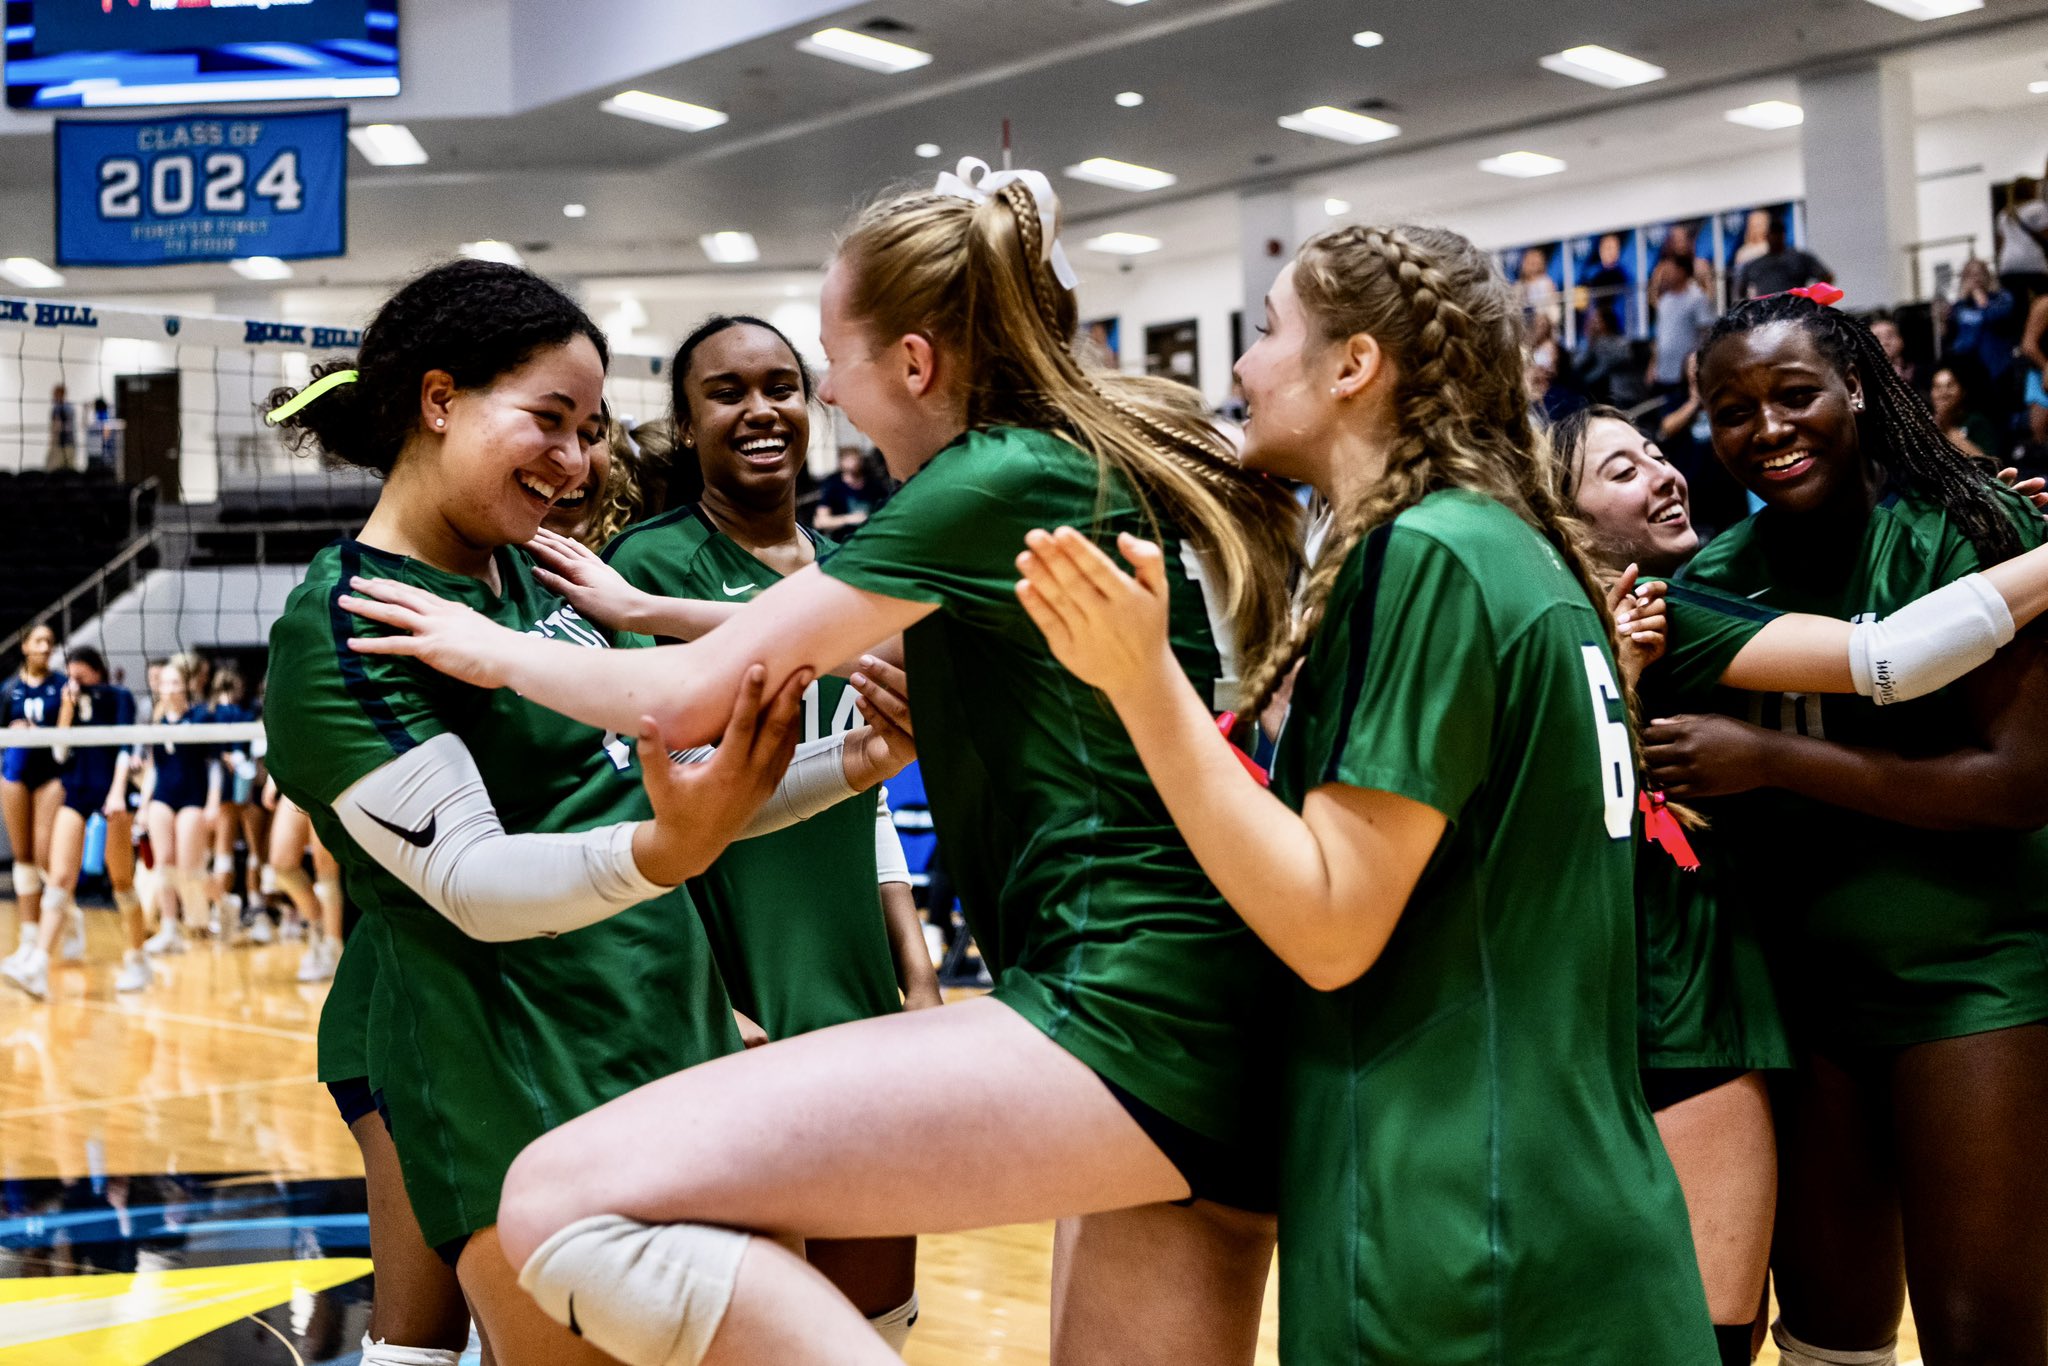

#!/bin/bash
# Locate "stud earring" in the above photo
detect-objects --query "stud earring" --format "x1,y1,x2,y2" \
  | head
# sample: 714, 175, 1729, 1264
434, 418, 446, 429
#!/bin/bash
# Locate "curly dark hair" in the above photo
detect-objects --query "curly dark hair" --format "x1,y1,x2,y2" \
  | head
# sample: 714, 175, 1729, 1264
1697, 292, 2026, 564
660, 313, 815, 512
263, 259, 609, 476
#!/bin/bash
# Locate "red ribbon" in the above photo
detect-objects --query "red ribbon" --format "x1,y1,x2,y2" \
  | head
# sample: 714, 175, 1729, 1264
1639, 790, 1700, 872
1785, 282, 1846, 307
1215, 711, 1270, 787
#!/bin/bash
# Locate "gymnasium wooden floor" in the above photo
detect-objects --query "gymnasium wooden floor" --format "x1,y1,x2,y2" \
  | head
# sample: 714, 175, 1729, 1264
0, 910, 1924, 1364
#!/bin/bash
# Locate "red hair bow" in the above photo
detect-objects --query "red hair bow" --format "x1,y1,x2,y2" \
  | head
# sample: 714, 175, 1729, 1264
1786, 283, 1845, 306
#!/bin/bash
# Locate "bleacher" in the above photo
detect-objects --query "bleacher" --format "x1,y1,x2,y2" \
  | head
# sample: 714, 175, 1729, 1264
0, 468, 155, 664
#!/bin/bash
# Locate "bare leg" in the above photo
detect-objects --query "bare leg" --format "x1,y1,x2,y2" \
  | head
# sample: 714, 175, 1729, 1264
3, 777, 36, 934
1052, 1201, 1274, 1366
1892, 1024, 2048, 1366
173, 805, 208, 931
1656, 1072, 1776, 1325
145, 802, 181, 931
499, 998, 1271, 1366
30, 780, 61, 876
1771, 1050, 1906, 1352
104, 810, 144, 955
33, 808, 86, 956
348, 1111, 472, 1351
268, 800, 319, 926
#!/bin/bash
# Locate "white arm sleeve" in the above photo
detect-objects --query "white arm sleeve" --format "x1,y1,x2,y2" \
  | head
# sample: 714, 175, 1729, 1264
334, 732, 667, 942
873, 790, 910, 886
671, 733, 858, 839
1849, 572, 2016, 706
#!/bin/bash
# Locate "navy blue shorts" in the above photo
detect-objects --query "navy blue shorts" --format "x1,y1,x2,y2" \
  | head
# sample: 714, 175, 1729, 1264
3, 749, 60, 790
150, 772, 210, 812
1098, 1073, 1277, 1213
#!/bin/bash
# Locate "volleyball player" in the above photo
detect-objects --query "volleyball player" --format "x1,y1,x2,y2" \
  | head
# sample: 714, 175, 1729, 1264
562, 312, 940, 1342
344, 164, 1309, 1366
263, 784, 343, 980
264, 258, 910, 1366
204, 668, 259, 934
139, 656, 217, 953
0, 646, 144, 999
3, 623, 65, 960
1651, 293, 2048, 1366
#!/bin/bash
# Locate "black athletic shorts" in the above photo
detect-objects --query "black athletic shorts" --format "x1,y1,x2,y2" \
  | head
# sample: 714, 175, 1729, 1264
326, 1076, 379, 1127
1642, 1065, 1749, 1113
1098, 1073, 1276, 1213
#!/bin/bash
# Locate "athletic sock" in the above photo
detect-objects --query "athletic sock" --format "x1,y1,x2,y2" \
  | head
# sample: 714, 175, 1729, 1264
358, 1333, 461, 1366
1715, 1322, 1755, 1366
867, 1291, 919, 1353
1772, 1320, 1897, 1366
517, 1213, 749, 1366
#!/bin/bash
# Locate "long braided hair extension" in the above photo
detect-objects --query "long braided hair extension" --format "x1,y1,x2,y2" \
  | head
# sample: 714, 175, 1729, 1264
1697, 292, 2028, 565
1235, 225, 1630, 729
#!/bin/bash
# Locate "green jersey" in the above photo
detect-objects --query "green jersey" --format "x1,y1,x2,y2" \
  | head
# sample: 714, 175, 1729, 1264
1634, 582, 1792, 1074
315, 929, 380, 1084
602, 507, 900, 1038
1269, 491, 1712, 1365
1675, 488, 2048, 1046
267, 541, 740, 1246
821, 425, 1285, 1148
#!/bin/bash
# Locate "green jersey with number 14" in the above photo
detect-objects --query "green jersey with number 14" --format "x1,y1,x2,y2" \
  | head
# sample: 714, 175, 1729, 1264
1268, 491, 1712, 1366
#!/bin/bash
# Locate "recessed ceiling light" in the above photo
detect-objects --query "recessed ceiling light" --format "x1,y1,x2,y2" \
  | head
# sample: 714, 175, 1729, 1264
0, 257, 64, 289
1107, 0, 1150, 6
562, 203, 587, 219
348, 123, 427, 166
1725, 100, 1805, 130
796, 27, 932, 74
1538, 44, 1666, 89
1324, 197, 1352, 216
2031, 79, 2048, 94
700, 231, 761, 264
1861, 0, 1982, 17
1116, 90, 1145, 107
1085, 232, 1163, 255
1278, 105, 1401, 145
1352, 30, 1384, 47
1480, 151, 1567, 178
1064, 157, 1177, 192
915, 142, 942, 157
230, 256, 293, 280
602, 91, 728, 132
460, 240, 524, 267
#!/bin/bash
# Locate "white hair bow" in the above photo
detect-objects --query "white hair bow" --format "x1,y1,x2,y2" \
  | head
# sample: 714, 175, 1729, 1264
933, 156, 1079, 290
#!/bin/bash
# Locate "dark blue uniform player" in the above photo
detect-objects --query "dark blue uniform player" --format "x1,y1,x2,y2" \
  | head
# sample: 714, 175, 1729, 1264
3, 624, 65, 963
142, 657, 219, 955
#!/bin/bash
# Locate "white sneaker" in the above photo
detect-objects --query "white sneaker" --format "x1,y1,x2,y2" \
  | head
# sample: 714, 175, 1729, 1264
144, 921, 186, 955
279, 917, 306, 943
246, 913, 274, 945
114, 951, 150, 993
59, 908, 85, 963
2, 947, 48, 1001
297, 936, 339, 983
14, 923, 33, 955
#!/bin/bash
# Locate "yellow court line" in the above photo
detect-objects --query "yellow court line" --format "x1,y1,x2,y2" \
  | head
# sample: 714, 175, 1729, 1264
67, 999, 319, 1044
0, 1073, 319, 1121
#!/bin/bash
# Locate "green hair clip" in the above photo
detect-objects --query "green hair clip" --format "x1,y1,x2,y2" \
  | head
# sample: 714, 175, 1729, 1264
264, 368, 358, 425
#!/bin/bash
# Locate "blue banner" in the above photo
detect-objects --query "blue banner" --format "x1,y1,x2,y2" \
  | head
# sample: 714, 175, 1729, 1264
55, 108, 346, 267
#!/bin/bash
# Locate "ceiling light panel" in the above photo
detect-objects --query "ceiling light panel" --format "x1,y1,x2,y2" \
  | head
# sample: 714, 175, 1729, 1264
562, 203, 587, 218
1064, 157, 1177, 192
601, 90, 728, 132
1861, 0, 1982, 17
1278, 105, 1401, 145
459, 240, 524, 267
1325, 198, 1352, 216
1479, 151, 1567, 178
0, 258, 64, 289
2032, 80, 2048, 94
1352, 30, 1384, 47
1116, 91, 1144, 107
231, 256, 293, 280
700, 231, 761, 264
1725, 100, 1804, 130
916, 142, 941, 157
1084, 232, 1162, 255
348, 123, 428, 166
1538, 44, 1666, 89
795, 27, 932, 73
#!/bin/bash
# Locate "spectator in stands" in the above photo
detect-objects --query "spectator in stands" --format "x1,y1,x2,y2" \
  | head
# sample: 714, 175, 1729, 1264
1528, 341, 1580, 423
1527, 310, 1561, 376
45, 385, 75, 472
1515, 246, 1560, 327
2023, 292, 2048, 454
1735, 218, 1832, 300
1930, 365, 2001, 463
1943, 258, 2021, 416
1574, 303, 1638, 408
1647, 223, 1697, 304
1731, 208, 1773, 272
1648, 255, 1717, 413
87, 399, 116, 476
813, 444, 889, 537
1995, 175, 2048, 306
1869, 315, 1919, 392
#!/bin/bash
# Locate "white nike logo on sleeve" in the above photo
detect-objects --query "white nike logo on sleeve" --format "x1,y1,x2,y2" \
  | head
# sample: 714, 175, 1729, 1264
722, 581, 757, 596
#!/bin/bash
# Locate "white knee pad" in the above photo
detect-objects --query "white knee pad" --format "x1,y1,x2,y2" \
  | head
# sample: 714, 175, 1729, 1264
40, 884, 73, 916
517, 1214, 750, 1366
258, 865, 278, 895
113, 889, 141, 915
12, 862, 41, 897
868, 1291, 919, 1353
211, 853, 235, 877
1772, 1320, 1897, 1366
358, 1334, 461, 1366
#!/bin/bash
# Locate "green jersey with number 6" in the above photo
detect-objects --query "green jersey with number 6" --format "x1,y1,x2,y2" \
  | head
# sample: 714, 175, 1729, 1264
821, 425, 1286, 1155
1674, 487, 2048, 1046
1268, 491, 1713, 1365
602, 507, 901, 1039
267, 541, 740, 1247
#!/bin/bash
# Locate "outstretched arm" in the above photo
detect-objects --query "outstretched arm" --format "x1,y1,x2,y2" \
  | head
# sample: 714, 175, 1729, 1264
342, 565, 931, 752
1015, 527, 1444, 992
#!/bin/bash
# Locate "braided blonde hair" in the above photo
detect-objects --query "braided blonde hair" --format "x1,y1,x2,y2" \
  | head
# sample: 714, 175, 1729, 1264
837, 181, 1300, 661
1236, 224, 1626, 723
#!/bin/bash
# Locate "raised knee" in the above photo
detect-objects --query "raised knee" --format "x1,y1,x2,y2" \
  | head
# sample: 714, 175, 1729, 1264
497, 1140, 575, 1269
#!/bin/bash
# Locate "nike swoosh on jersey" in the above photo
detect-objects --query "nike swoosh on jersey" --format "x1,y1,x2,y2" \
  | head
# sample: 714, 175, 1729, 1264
1746, 587, 1771, 600
722, 581, 757, 596
362, 807, 436, 848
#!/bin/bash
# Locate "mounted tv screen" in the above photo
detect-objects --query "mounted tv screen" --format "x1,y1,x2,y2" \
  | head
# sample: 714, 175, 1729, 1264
5, 0, 398, 110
